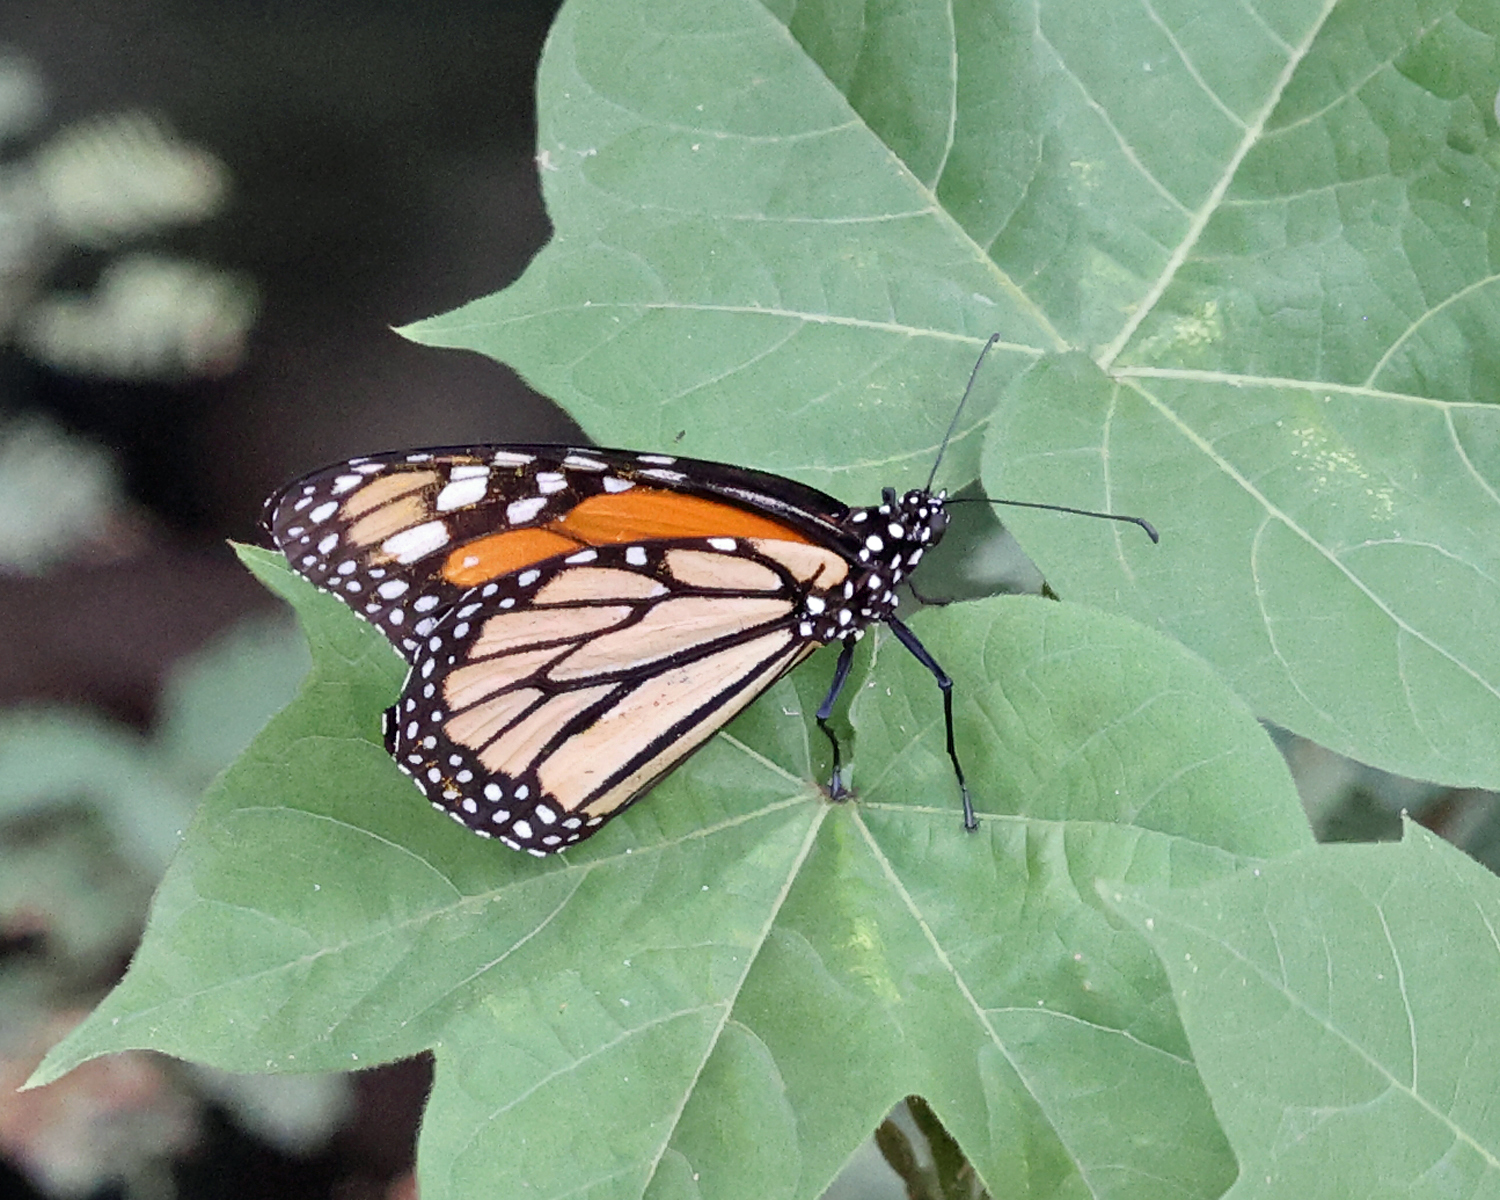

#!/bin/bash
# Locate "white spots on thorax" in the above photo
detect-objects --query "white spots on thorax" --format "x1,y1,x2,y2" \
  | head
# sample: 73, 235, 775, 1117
603, 477, 634, 493
490, 450, 535, 467
536, 471, 568, 494
563, 453, 607, 471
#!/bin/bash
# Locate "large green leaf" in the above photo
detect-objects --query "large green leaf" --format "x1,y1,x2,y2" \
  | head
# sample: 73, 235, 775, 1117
42, 1, 1495, 1196
1110, 822, 1500, 1199
410, 0, 1500, 788
36, 546, 1308, 1199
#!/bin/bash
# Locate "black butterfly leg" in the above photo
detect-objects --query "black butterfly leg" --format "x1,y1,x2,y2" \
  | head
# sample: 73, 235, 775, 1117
816, 640, 857, 800
886, 616, 977, 831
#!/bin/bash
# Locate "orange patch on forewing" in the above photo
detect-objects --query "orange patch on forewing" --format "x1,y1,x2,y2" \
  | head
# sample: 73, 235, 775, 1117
340, 469, 439, 521
553, 488, 814, 545
347, 494, 431, 548
442, 528, 582, 587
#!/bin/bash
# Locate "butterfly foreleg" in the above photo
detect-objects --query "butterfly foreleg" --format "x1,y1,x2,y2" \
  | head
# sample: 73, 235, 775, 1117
886, 616, 977, 832
815, 639, 857, 801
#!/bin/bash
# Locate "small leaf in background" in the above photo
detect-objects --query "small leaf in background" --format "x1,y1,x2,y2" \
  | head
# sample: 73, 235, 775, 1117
1109, 822, 1500, 1199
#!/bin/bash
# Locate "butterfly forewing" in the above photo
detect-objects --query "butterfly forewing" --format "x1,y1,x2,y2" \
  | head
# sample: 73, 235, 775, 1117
265, 446, 856, 661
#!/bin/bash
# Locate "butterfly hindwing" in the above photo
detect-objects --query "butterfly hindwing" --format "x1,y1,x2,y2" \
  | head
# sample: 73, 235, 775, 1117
385, 538, 836, 853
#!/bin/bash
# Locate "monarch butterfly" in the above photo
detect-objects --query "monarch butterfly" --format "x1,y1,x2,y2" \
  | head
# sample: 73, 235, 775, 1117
264, 338, 1154, 855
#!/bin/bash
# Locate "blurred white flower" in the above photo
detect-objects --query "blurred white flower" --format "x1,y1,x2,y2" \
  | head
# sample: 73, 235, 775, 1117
18, 252, 257, 379
0, 415, 123, 572
32, 111, 229, 247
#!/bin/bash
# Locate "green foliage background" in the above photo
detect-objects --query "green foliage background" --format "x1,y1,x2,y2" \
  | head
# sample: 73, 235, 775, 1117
35, 1, 1500, 1198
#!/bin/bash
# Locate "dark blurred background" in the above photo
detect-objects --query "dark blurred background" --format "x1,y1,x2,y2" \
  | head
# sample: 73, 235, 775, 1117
1, 3, 568, 1198
3, 0, 569, 723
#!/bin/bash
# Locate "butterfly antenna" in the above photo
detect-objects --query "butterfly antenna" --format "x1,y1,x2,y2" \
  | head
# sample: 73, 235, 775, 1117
952, 496, 1159, 542
926, 333, 1003, 494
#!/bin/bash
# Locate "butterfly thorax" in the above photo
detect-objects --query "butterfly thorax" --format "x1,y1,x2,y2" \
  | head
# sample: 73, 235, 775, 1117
797, 486, 948, 644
